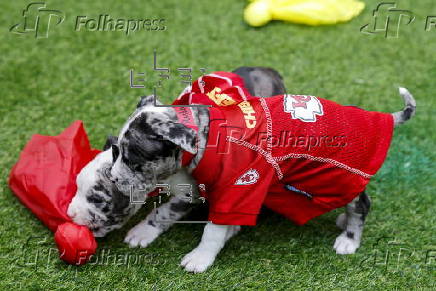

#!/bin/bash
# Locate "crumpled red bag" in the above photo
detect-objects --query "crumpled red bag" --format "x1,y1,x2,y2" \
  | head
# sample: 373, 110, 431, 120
9, 120, 100, 265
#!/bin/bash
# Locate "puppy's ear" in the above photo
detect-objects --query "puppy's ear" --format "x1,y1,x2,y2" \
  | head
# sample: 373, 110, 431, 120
152, 121, 197, 154
103, 135, 118, 150
136, 95, 163, 108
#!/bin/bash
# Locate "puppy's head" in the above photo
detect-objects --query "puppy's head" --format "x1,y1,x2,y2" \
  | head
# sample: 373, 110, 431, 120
67, 136, 138, 237
110, 95, 198, 194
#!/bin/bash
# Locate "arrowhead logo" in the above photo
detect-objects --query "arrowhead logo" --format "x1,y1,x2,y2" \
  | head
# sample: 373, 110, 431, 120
283, 95, 324, 122
235, 169, 259, 185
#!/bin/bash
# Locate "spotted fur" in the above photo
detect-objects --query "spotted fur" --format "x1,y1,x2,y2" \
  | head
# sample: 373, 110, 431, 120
334, 192, 371, 254
67, 146, 140, 237
110, 98, 209, 191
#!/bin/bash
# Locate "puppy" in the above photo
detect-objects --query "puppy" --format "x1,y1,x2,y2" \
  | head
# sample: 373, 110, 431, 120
111, 87, 416, 273
67, 138, 140, 237
67, 67, 286, 239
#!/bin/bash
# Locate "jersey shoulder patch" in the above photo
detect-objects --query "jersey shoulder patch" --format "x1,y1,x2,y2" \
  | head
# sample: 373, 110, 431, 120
283, 95, 324, 122
235, 169, 259, 185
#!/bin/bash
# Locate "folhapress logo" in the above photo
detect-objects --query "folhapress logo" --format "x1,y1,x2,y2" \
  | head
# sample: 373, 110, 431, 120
10, 2, 65, 39
360, 2, 415, 38
75, 15, 166, 35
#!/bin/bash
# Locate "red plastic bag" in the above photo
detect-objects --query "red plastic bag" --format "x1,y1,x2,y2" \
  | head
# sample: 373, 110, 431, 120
9, 120, 100, 265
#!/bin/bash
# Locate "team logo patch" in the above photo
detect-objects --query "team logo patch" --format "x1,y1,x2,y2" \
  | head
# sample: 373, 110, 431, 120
283, 95, 324, 122
235, 169, 259, 185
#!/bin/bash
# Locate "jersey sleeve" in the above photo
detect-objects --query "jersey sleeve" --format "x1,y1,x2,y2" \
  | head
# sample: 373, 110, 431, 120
206, 163, 275, 226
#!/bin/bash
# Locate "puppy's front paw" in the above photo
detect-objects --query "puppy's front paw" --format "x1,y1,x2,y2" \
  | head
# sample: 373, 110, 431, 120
333, 232, 360, 255
180, 247, 216, 273
124, 222, 160, 248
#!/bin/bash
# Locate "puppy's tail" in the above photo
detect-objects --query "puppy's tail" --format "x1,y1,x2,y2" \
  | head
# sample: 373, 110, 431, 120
392, 87, 416, 127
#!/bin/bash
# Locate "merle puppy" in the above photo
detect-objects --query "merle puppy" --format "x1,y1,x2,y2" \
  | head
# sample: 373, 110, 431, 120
109, 87, 415, 273
67, 66, 286, 238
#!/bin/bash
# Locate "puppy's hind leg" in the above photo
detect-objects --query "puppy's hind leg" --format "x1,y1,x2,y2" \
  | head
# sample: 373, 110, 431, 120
333, 191, 371, 254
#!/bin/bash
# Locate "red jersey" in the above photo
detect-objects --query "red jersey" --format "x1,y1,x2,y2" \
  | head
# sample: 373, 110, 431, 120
173, 71, 255, 106
176, 72, 394, 226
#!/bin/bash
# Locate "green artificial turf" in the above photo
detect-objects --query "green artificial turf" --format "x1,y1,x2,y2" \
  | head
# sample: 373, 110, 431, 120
1, 0, 435, 289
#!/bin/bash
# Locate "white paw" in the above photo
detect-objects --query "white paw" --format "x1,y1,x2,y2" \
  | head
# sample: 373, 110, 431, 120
180, 247, 216, 273
124, 222, 160, 248
333, 232, 360, 255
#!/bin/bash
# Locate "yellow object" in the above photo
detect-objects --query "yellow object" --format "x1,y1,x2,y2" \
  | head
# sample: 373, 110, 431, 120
244, 0, 365, 27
